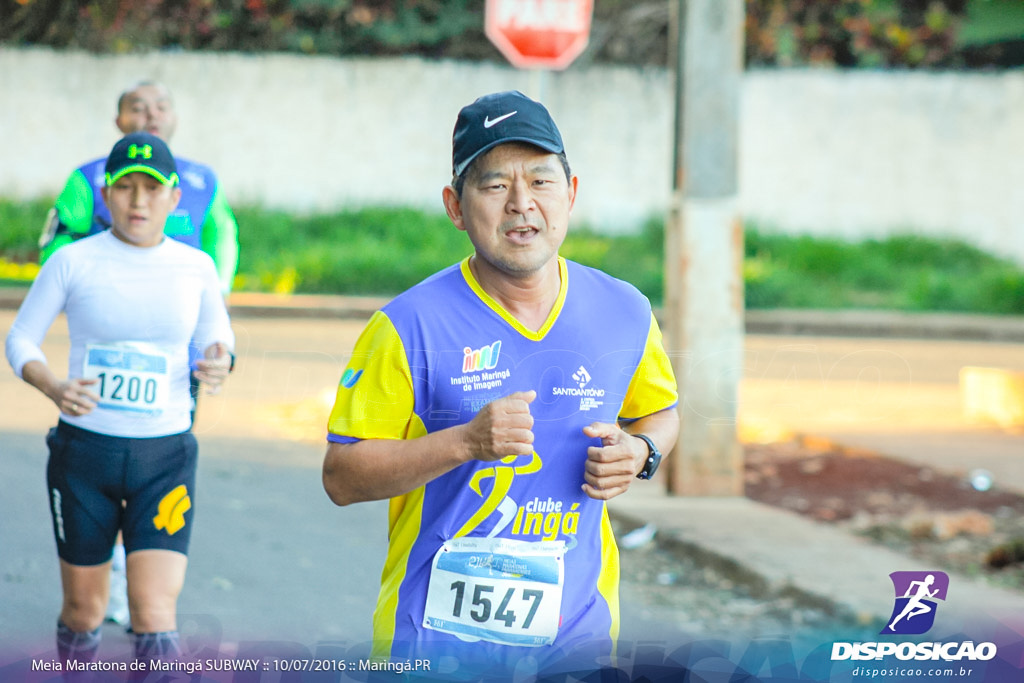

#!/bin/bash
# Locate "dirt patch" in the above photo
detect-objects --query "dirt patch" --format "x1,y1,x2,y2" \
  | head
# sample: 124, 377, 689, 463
744, 437, 1024, 592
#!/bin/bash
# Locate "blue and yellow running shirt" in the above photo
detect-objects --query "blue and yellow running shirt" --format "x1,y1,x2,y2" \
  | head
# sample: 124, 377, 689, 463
327, 257, 677, 668
40, 156, 239, 294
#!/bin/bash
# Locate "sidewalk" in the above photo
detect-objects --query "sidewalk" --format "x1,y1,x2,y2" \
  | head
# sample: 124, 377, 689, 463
608, 491, 1024, 628
4, 286, 1024, 341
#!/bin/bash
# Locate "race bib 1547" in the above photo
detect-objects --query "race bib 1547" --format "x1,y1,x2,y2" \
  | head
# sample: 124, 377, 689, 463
423, 537, 564, 647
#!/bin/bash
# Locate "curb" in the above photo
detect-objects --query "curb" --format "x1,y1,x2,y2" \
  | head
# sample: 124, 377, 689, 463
744, 308, 1024, 342
606, 493, 1024, 628
605, 495, 895, 624
0, 287, 28, 311
606, 504, 857, 619
228, 291, 388, 320
4, 287, 1024, 341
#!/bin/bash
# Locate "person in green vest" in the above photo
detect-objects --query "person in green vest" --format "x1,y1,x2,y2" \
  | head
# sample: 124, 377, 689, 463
39, 80, 238, 293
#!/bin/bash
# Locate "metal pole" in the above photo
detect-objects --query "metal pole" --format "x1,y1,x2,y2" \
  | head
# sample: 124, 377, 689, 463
664, 0, 745, 496
528, 68, 549, 102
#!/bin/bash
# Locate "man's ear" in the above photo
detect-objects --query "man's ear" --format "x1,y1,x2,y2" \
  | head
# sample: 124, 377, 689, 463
442, 185, 466, 232
114, 113, 131, 135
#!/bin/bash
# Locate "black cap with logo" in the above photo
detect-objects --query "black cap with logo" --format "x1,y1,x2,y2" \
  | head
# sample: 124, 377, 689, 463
452, 90, 565, 178
104, 131, 179, 187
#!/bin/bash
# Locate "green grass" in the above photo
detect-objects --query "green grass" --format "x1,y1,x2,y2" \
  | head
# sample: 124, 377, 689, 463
867, 0, 1024, 48
743, 229, 1024, 314
957, 0, 1024, 46
231, 205, 474, 295
3, 199, 1024, 315
0, 197, 50, 262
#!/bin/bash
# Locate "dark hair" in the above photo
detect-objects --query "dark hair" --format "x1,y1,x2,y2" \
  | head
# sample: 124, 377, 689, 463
452, 150, 572, 197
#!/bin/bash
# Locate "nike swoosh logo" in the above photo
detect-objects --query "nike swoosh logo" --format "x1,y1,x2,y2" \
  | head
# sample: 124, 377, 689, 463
484, 111, 518, 128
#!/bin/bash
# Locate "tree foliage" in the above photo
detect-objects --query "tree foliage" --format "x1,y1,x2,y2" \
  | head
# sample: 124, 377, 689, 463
745, 0, 967, 68
0, 0, 1017, 69
0, 1, 494, 57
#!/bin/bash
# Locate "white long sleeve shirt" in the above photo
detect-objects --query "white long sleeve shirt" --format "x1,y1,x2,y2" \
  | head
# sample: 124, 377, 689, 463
6, 230, 234, 438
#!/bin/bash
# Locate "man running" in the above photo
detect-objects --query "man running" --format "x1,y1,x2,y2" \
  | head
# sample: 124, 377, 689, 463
322, 91, 679, 678
39, 80, 238, 294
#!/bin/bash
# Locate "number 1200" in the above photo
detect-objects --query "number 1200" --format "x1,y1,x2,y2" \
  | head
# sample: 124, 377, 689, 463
97, 372, 157, 404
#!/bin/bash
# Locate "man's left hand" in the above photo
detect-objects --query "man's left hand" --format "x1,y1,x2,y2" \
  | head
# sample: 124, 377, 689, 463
580, 422, 646, 500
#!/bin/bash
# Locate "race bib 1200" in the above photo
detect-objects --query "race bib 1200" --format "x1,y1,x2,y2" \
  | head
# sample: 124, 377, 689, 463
83, 343, 171, 416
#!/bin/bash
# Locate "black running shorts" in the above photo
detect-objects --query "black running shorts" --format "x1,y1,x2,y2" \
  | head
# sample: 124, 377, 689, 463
45, 420, 198, 566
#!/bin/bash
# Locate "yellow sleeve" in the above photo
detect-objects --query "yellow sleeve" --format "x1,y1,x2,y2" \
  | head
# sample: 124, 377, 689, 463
620, 313, 679, 421
327, 311, 416, 441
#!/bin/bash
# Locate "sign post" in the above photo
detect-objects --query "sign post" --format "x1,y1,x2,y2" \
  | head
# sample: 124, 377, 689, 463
664, 0, 745, 496
484, 0, 594, 71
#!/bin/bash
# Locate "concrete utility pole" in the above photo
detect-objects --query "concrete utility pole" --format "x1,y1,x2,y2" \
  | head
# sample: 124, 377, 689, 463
664, 0, 745, 496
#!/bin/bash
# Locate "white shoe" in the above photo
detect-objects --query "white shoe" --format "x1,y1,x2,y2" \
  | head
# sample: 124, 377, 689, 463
106, 563, 131, 627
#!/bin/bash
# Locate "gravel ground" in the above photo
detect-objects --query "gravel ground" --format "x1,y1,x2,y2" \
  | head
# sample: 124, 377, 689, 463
745, 438, 1024, 593
613, 515, 880, 652
613, 437, 1024, 651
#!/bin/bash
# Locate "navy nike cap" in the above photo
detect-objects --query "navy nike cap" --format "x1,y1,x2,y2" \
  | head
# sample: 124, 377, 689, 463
452, 91, 565, 177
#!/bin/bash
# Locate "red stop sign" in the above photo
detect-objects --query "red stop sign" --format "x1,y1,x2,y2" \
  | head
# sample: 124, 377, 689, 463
485, 0, 594, 70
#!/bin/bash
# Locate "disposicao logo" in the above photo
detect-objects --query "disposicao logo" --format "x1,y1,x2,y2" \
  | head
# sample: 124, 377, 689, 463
831, 570, 998, 663
882, 570, 949, 635
341, 368, 363, 389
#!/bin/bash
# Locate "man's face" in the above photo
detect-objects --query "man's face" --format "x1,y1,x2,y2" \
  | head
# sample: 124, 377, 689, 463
101, 172, 181, 248
116, 84, 178, 141
445, 143, 577, 280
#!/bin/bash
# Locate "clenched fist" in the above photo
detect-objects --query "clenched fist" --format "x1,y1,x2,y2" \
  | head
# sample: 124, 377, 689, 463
461, 390, 536, 462
580, 422, 647, 500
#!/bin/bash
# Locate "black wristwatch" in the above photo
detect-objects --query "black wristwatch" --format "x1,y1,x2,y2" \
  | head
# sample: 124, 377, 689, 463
633, 433, 662, 480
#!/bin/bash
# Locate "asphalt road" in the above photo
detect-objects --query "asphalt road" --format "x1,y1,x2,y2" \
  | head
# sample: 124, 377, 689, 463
2, 311, 1020, 676
0, 312, 699, 669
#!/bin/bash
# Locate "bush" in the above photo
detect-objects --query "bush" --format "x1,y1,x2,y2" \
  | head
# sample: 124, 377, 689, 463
3, 0, 1019, 69
0, 197, 49, 263
232, 205, 472, 294
743, 227, 1024, 314
3, 198, 1023, 316
745, 0, 966, 69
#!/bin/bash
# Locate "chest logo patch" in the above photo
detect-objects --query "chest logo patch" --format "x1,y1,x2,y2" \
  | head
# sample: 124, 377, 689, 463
463, 340, 502, 373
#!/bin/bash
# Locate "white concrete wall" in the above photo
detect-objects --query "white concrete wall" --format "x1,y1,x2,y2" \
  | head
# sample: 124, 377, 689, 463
1, 48, 1021, 263
740, 69, 1024, 266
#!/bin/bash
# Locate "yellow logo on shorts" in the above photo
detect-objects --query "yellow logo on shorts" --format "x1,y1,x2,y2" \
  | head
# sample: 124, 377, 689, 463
153, 485, 191, 535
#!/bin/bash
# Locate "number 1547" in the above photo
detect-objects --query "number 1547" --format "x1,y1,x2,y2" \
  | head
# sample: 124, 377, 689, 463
449, 581, 543, 629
